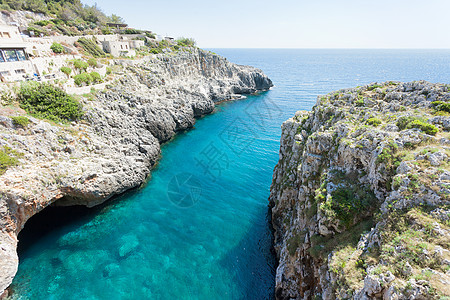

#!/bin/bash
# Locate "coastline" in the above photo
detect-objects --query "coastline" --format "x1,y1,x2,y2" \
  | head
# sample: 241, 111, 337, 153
0, 48, 272, 297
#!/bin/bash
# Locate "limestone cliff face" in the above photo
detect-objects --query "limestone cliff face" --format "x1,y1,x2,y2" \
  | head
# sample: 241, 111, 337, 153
270, 81, 450, 299
0, 48, 272, 296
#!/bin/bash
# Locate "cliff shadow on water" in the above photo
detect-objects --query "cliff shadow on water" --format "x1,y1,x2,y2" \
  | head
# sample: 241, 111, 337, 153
218, 206, 277, 299
16, 191, 140, 258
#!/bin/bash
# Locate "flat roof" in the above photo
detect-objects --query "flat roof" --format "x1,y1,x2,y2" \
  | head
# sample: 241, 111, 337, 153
107, 23, 128, 27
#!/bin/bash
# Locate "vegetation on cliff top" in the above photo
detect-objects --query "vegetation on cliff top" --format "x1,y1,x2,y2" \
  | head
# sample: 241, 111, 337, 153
0, 0, 127, 36
17, 82, 83, 123
273, 81, 450, 299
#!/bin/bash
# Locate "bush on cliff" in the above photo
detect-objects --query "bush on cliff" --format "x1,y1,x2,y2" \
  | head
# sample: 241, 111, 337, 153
73, 72, 92, 86
87, 58, 98, 68
60, 66, 72, 77
0, 146, 22, 175
89, 72, 102, 84
11, 116, 30, 127
176, 37, 196, 47
77, 37, 106, 58
17, 82, 83, 123
406, 120, 438, 136
50, 42, 64, 53
73, 59, 89, 72
366, 117, 382, 126
396, 116, 438, 135
432, 101, 450, 113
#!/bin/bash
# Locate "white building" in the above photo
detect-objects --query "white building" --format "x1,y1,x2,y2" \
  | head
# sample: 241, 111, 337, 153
101, 40, 136, 57
129, 39, 145, 50
0, 25, 34, 81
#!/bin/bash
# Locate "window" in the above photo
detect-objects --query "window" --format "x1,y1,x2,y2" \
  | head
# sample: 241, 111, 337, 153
0, 71, 10, 76
0, 52, 4, 63
3, 32, 10, 38
120, 45, 123, 49
16, 49, 26, 61
4, 49, 18, 62
15, 69, 26, 74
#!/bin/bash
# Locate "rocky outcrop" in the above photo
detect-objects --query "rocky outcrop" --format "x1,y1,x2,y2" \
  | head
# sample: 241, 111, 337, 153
0, 48, 272, 297
270, 81, 450, 299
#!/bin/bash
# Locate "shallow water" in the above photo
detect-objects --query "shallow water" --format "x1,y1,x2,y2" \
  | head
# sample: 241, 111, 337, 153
12, 49, 450, 299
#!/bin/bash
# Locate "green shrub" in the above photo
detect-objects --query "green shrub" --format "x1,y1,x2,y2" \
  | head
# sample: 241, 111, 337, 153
87, 58, 97, 68
27, 26, 46, 36
329, 187, 377, 228
106, 67, 112, 75
406, 120, 438, 136
102, 27, 112, 35
89, 72, 102, 84
73, 59, 89, 72
34, 20, 52, 26
366, 117, 382, 126
432, 101, 450, 113
355, 98, 364, 107
176, 37, 196, 47
124, 28, 142, 34
11, 116, 30, 127
150, 48, 161, 54
17, 82, 83, 123
60, 66, 72, 77
397, 116, 438, 135
74, 73, 92, 86
367, 84, 382, 91
77, 37, 105, 57
0, 146, 21, 175
145, 32, 156, 39
396, 116, 418, 130
0, 91, 14, 105
0, 4, 12, 11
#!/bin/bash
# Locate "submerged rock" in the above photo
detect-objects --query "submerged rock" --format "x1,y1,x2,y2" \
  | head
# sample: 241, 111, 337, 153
270, 81, 450, 299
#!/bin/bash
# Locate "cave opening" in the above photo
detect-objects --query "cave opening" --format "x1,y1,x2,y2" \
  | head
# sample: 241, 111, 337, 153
17, 199, 99, 256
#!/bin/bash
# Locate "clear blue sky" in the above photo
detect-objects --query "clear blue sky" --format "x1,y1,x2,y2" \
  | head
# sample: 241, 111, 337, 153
83, 0, 450, 49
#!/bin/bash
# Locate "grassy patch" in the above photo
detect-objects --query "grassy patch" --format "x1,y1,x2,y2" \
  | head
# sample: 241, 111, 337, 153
287, 230, 307, 256
308, 219, 374, 260
380, 208, 450, 278
0, 146, 23, 175
11, 116, 30, 128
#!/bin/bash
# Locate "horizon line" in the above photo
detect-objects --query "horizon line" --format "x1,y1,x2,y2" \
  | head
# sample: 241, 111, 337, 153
202, 47, 450, 50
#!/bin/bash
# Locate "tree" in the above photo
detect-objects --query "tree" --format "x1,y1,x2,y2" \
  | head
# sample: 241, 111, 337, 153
108, 14, 124, 24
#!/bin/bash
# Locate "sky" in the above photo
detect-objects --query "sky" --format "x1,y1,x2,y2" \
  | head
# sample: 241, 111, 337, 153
82, 0, 450, 49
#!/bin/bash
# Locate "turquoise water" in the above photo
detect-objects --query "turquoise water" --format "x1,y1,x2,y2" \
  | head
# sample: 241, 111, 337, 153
12, 49, 450, 299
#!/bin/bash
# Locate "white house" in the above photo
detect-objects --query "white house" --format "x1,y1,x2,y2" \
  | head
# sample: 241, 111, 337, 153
0, 25, 34, 82
129, 39, 145, 50
101, 40, 136, 57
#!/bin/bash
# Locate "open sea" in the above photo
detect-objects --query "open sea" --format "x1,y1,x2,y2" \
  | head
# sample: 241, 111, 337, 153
11, 49, 450, 299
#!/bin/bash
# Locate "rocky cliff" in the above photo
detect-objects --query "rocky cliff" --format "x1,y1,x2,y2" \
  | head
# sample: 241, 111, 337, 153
270, 81, 450, 299
0, 48, 272, 297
